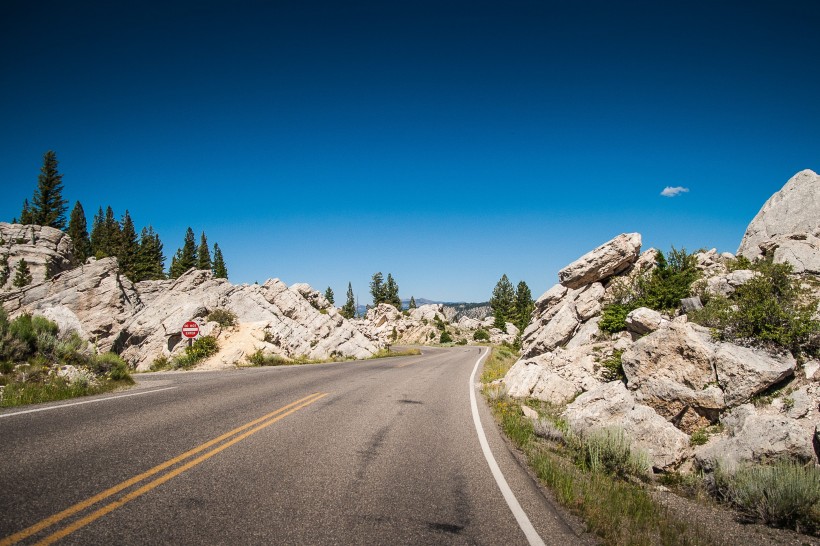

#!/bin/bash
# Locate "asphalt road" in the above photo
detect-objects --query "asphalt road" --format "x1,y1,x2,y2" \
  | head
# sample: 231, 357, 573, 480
0, 347, 591, 545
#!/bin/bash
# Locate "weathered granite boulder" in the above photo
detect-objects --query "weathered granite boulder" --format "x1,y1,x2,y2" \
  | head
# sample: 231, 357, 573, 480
695, 393, 820, 470
625, 307, 665, 335
712, 344, 795, 406
0, 222, 75, 290
737, 169, 820, 269
704, 270, 758, 298
458, 316, 482, 330
622, 322, 724, 432
558, 233, 642, 289
564, 381, 691, 470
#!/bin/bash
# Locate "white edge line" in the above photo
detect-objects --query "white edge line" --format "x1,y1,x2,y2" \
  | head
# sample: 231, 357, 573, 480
0, 386, 178, 418
469, 347, 546, 546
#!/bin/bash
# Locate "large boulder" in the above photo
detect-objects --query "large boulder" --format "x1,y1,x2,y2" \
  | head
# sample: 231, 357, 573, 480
558, 233, 642, 289
0, 223, 75, 290
712, 344, 795, 406
564, 381, 691, 470
621, 322, 724, 432
625, 307, 665, 335
737, 169, 820, 271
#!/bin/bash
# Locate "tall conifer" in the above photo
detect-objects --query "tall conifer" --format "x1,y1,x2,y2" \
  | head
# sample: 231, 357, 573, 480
490, 274, 516, 332
211, 243, 228, 279
12, 259, 32, 288
66, 201, 91, 264
135, 226, 165, 281
341, 282, 356, 319
118, 211, 139, 279
197, 232, 211, 271
31, 150, 68, 229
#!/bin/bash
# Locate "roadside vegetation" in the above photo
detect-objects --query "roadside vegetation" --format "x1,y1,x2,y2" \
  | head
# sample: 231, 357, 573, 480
483, 383, 703, 544
0, 307, 133, 407
482, 345, 820, 541
149, 335, 220, 371
243, 346, 422, 368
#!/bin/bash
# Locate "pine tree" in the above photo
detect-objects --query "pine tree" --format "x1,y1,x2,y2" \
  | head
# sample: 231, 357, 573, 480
169, 254, 180, 279
211, 243, 228, 279
19, 199, 34, 224
117, 210, 139, 280
170, 227, 198, 279
197, 232, 211, 271
490, 274, 516, 332
66, 201, 91, 264
0, 254, 10, 286
370, 272, 385, 306
324, 287, 335, 305
13, 259, 33, 288
30, 150, 68, 229
90, 206, 121, 259
385, 273, 401, 310
409, 296, 417, 309
341, 282, 356, 319
514, 280, 534, 332
90, 207, 104, 257
135, 226, 165, 281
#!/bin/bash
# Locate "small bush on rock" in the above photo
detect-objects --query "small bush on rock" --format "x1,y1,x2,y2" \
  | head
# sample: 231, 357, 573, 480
473, 329, 490, 341
439, 331, 453, 343
207, 309, 237, 328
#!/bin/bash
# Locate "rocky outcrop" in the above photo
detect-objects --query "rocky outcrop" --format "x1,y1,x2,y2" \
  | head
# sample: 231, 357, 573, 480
0, 258, 378, 370
0, 223, 75, 290
0, 257, 140, 350
558, 233, 642, 289
737, 169, 820, 273
624, 307, 665, 335
565, 381, 691, 470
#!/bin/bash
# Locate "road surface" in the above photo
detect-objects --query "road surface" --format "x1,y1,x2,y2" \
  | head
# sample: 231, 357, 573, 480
0, 347, 590, 545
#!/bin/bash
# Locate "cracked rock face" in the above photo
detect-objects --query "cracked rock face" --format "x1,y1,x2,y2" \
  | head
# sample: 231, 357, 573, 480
0, 258, 378, 369
737, 169, 820, 272
558, 232, 642, 289
0, 223, 76, 290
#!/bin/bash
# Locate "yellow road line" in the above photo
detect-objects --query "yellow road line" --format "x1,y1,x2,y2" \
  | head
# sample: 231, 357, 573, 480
1, 392, 327, 546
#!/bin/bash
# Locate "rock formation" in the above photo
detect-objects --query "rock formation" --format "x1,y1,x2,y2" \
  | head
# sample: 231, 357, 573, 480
737, 169, 820, 273
504, 210, 820, 471
0, 222, 75, 289
0, 237, 379, 370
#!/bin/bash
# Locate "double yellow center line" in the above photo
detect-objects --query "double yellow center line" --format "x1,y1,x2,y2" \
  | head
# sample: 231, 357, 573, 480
1, 392, 328, 546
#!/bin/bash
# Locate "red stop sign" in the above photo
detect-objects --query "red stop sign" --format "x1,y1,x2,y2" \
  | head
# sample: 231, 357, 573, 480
181, 321, 200, 339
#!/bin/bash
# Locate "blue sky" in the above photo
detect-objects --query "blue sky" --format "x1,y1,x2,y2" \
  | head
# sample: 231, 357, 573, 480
1, 1, 818, 302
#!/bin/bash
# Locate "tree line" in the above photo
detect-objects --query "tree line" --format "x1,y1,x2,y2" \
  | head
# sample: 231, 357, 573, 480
9, 151, 228, 285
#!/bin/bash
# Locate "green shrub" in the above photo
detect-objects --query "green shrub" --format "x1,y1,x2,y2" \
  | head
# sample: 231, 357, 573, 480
599, 247, 699, 334
714, 459, 820, 532
600, 350, 624, 381
150, 355, 171, 371
690, 261, 820, 355
473, 329, 490, 341
207, 309, 237, 327
689, 428, 709, 446
439, 331, 453, 343
173, 336, 219, 369
579, 427, 650, 478
89, 352, 130, 380
246, 349, 292, 367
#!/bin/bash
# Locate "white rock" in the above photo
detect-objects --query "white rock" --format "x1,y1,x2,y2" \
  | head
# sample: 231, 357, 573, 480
737, 169, 820, 263
712, 344, 795, 406
564, 381, 691, 470
523, 302, 579, 357
521, 405, 539, 420
0, 223, 75, 291
625, 307, 664, 335
558, 233, 642, 289
805, 360, 819, 381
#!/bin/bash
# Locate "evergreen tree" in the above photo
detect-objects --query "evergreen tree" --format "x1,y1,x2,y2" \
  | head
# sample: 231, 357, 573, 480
490, 274, 516, 332
30, 150, 68, 229
66, 201, 91, 264
197, 232, 211, 271
169, 254, 180, 279
370, 272, 385, 306
117, 210, 139, 280
12, 259, 32, 288
0, 254, 9, 286
324, 287, 335, 305
385, 273, 401, 309
341, 282, 356, 319
135, 226, 165, 281
170, 227, 198, 279
409, 296, 417, 309
514, 280, 534, 332
211, 243, 228, 279
90, 206, 121, 259
19, 199, 34, 224
89, 207, 105, 257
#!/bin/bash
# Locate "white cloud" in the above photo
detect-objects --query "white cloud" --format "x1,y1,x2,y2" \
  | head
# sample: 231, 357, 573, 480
660, 186, 689, 197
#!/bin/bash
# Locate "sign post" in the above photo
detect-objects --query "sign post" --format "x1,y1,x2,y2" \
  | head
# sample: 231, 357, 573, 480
182, 321, 200, 348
